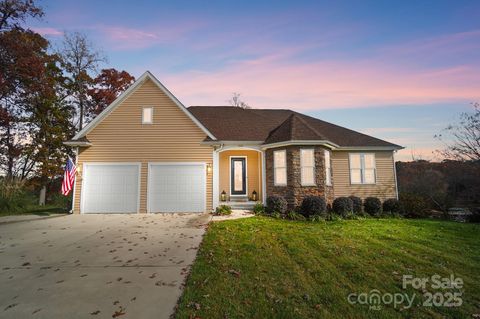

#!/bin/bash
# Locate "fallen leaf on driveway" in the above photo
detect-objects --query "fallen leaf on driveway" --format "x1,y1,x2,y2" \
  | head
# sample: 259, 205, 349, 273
32, 308, 42, 314
112, 306, 126, 318
4, 303, 17, 311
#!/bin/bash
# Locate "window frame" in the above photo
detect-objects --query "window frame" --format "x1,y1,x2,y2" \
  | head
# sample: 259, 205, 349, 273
349, 153, 376, 185
273, 149, 287, 186
324, 150, 332, 186
142, 107, 153, 124
300, 148, 316, 186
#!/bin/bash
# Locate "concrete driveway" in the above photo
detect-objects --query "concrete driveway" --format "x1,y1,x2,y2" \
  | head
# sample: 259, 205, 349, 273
0, 213, 210, 319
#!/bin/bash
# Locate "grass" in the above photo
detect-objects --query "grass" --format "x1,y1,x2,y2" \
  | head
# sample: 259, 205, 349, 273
0, 205, 68, 217
176, 217, 480, 319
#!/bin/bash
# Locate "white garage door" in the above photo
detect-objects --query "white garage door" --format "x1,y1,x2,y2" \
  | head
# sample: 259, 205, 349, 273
82, 164, 140, 213
148, 163, 206, 213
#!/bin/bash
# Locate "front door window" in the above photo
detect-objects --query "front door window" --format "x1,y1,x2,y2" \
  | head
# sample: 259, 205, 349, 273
231, 158, 246, 195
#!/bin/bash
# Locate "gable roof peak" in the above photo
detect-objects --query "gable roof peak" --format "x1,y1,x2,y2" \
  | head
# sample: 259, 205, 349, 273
70, 71, 216, 141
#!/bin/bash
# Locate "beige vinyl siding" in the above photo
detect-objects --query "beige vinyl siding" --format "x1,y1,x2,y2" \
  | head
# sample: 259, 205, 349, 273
331, 151, 397, 200
74, 79, 212, 213
219, 150, 262, 201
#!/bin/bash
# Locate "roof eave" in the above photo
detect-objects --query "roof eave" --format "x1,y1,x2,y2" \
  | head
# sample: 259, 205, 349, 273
261, 140, 340, 150
201, 140, 263, 146
63, 141, 92, 147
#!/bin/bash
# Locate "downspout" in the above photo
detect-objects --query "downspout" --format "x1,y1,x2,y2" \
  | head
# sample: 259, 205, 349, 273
393, 150, 399, 200
212, 143, 224, 211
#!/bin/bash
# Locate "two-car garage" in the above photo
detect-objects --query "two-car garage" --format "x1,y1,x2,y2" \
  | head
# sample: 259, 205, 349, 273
80, 163, 206, 214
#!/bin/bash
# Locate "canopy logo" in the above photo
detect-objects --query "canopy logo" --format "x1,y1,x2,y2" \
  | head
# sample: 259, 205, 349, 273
347, 274, 463, 311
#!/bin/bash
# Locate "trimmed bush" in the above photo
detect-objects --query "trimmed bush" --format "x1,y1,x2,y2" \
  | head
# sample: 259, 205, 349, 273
332, 197, 354, 217
468, 208, 480, 223
300, 196, 326, 217
253, 203, 265, 215
349, 196, 363, 214
214, 205, 232, 216
383, 198, 402, 216
364, 197, 382, 216
399, 193, 428, 218
266, 195, 288, 215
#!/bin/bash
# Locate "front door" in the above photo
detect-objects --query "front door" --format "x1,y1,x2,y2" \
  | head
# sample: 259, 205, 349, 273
231, 157, 246, 196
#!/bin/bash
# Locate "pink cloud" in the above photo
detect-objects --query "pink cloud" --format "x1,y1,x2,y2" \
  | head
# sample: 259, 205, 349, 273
94, 22, 203, 50
160, 55, 479, 109
31, 27, 63, 36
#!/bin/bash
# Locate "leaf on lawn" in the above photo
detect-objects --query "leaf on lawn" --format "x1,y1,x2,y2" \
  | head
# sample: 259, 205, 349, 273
228, 269, 241, 277
187, 302, 201, 310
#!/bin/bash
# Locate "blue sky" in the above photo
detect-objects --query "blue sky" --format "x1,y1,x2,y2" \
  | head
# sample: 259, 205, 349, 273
30, 0, 480, 161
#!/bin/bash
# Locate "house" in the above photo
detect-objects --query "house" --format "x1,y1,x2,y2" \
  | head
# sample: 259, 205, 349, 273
65, 71, 403, 214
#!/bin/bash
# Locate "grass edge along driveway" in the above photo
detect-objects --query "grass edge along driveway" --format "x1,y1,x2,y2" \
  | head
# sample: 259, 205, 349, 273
175, 217, 479, 319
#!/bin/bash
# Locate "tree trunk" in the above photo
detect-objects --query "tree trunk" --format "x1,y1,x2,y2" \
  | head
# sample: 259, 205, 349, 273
39, 185, 46, 206
79, 96, 84, 131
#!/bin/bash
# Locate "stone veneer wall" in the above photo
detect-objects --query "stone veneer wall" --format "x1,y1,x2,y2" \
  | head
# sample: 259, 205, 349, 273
265, 145, 334, 209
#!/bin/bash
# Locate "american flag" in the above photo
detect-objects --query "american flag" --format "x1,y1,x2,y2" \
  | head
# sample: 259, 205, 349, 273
61, 157, 76, 196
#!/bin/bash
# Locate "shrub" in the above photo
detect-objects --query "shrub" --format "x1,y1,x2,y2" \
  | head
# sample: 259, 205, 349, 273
214, 205, 232, 216
309, 214, 326, 222
286, 211, 306, 221
349, 196, 363, 214
332, 197, 354, 217
300, 196, 326, 217
364, 197, 382, 216
266, 195, 288, 215
253, 203, 265, 215
468, 208, 480, 223
0, 178, 31, 213
399, 193, 428, 218
383, 198, 402, 216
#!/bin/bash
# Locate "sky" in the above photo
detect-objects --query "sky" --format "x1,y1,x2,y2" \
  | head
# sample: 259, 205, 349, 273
29, 0, 480, 161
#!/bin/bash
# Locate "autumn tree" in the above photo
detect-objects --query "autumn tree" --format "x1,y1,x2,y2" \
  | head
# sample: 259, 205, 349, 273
0, 29, 52, 178
87, 68, 135, 117
59, 31, 105, 131
0, 0, 43, 31
436, 103, 480, 161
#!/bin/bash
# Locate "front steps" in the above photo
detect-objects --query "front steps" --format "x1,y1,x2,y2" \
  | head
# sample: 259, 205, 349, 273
223, 200, 257, 210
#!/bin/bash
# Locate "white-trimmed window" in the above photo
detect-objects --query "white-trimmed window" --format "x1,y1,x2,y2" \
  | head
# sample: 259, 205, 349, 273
324, 150, 332, 185
142, 107, 153, 124
274, 150, 287, 186
349, 153, 376, 184
300, 149, 315, 186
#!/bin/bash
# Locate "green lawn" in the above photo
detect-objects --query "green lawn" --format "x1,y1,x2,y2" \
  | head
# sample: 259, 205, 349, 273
0, 205, 68, 217
176, 217, 480, 319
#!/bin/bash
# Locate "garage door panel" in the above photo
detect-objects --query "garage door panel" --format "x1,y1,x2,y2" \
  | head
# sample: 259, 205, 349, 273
148, 164, 205, 213
82, 164, 139, 213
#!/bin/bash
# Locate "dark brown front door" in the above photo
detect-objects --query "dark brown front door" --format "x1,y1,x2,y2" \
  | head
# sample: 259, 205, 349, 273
231, 157, 246, 195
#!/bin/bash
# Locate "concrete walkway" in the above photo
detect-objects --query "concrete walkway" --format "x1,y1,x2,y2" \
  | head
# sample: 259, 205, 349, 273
0, 213, 210, 319
211, 210, 255, 222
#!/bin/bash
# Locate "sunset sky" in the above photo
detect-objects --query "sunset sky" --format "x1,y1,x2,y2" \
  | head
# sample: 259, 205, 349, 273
30, 0, 480, 161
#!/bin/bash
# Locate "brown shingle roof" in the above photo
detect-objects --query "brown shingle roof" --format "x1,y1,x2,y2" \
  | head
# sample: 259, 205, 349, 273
188, 106, 402, 148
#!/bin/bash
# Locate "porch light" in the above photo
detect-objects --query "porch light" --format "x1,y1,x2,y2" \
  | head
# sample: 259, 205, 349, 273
251, 190, 258, 201
221, 190, 227, 202
206, 163, 212, 174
